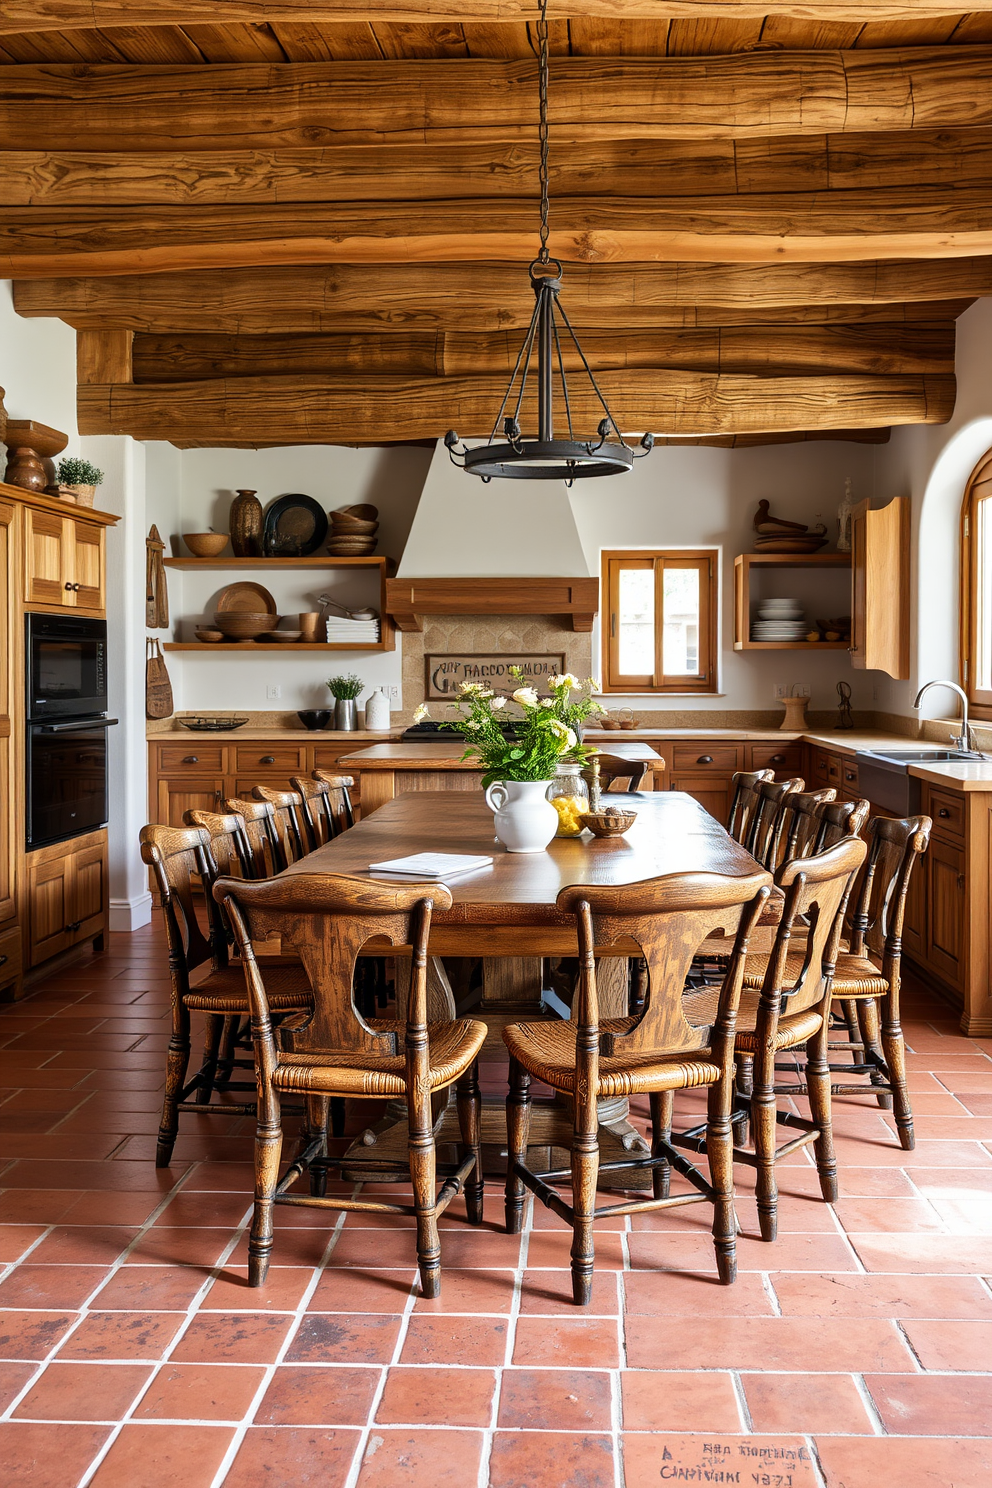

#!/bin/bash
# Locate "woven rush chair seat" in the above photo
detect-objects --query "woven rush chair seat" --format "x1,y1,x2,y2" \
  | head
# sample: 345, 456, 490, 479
271, 1016, 486, 1096
683, 985, 823, 1055
741, 950, 886, 998
504, 1018, 721, 1097
184, 961, 314, 1014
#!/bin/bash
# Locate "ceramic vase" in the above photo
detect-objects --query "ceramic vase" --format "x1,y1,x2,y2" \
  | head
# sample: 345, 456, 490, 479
484, 779, 558, 854
4, 447, 47, 493
229, 489, 263, 557
364, 687, 391, 730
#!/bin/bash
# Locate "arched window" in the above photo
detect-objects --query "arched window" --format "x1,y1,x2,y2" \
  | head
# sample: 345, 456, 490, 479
962, 448, 992, 719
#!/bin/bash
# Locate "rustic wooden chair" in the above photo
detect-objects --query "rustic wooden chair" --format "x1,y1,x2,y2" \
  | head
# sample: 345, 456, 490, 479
745, 776, 805, 868
224, 796, 287, 875
139, 824, 312, 1167
312, 769, 355, 832
502, 867, 771, 1304
726, 769, 774, 845
214, 871, 487, 1299
183, 808, 256, 879
682, 835, 867, 1241
251, 785, 309, 863
291, 775, 338, 848
769, 787, 838, 868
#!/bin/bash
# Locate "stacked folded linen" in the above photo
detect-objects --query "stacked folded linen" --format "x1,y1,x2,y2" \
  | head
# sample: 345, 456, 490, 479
326, 618, 380, 643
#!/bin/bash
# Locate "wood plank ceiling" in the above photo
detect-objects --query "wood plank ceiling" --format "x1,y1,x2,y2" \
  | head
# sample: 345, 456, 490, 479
3, 3, 992, 448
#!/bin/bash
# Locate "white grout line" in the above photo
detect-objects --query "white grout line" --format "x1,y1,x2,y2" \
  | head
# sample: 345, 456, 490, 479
851, 1372, 887, 1436
729, 1369, 753, 1432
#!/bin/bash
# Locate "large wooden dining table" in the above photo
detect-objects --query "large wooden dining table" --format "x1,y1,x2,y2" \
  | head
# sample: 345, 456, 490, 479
283, 790, 768, 1182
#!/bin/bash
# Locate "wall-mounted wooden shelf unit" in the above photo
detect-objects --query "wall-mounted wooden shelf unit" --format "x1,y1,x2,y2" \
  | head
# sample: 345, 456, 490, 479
163, 556, 394, 572
734, 551, 852, 652
162, 642, 391, 653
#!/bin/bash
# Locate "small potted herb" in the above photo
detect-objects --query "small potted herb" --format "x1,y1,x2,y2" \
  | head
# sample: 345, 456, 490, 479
56, 457, 104, 508
325, 673, 364, 730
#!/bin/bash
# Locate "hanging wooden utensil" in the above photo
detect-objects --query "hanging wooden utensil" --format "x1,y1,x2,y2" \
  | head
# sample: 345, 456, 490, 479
145, 536, 157, 628
146, 524, 170, 629
146, 638, 174, 719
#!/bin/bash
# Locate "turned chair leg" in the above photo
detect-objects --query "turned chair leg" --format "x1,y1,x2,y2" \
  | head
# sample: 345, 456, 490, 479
570, 1085, 600, 1307
880, 997, 915, 1151
456, 1061, 485, 1226
857, 998, 894, 1110
408, 1089, 442, 1300
194, 1013, 224, 1107
839, 998, 862, 1067
750, 1042, 779, 1243
213, 1015, 240, 1087
303, 1094, 330, 1197
806, 1011, 839, 1204
505, 1058, 532, 1236
249, 1085, 284, 1286
649, 1090, 673, 1199
706, 1078, 738, 1284
157, 1000, 192, 1168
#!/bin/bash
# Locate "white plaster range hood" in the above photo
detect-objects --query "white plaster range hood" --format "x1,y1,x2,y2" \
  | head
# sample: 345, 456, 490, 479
386, 438, 598, 632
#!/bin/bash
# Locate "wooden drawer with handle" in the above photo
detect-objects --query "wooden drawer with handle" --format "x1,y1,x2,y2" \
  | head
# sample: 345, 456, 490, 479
235, 745, 307, 773
928, 787, 965, 843
0, 923, 23, 991
748, 743, 803, 776
840, 760, 860, 793
810, 748, 843, 786
671, 744, 741, 772
157, 744, 226, 772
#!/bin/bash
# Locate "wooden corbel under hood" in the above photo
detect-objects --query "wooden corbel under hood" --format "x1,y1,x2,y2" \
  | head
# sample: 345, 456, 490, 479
385, 576, 598, 633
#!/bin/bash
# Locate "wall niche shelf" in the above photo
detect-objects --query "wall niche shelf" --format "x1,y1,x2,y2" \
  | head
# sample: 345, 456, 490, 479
162, 554, 396, 652
734, 551, 852, 652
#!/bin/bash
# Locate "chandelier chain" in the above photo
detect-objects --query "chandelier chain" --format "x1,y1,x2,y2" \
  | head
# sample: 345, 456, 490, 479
537, 0, 550, 262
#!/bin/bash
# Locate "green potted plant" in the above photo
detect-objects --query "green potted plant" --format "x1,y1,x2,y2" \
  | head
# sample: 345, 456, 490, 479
56, 456, 104, 508
325, 672, 364, 731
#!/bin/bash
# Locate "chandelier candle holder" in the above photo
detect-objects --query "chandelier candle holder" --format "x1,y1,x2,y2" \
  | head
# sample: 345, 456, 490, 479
444, 0, 654, 486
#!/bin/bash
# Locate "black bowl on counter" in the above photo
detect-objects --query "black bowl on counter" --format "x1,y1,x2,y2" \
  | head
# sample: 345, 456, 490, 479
297, 709, 332, 731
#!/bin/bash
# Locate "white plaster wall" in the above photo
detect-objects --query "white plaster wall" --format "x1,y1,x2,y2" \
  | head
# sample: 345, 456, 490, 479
872, 297, 992, 723
0, 281, 78, 446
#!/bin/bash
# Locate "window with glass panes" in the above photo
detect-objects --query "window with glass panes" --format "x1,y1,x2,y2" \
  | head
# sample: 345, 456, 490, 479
962, 450, 992, 719
602, 551, 718, 693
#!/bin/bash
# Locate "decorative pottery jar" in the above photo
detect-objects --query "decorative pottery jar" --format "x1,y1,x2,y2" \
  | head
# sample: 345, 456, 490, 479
484, 779, 558, 854
229, 489, 263, 557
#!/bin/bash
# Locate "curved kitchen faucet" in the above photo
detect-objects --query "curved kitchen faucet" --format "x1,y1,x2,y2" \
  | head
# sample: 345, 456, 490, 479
913, 679, 979, 755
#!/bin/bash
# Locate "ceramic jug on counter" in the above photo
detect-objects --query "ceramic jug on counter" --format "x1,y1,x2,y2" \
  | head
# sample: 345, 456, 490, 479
364, 687, 391, 731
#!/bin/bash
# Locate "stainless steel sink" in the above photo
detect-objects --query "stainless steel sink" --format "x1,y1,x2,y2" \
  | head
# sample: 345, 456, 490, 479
856, 747, 987, 815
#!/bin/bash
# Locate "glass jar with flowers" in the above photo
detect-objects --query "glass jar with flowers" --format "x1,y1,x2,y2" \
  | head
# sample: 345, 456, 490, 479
414, 679, 593, 853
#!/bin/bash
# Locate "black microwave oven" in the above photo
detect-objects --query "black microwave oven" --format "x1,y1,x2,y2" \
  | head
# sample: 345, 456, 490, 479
26, 613, 108, 722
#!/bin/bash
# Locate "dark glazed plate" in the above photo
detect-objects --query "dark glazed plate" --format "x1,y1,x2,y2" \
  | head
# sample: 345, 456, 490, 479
176, 715, 250, 732
263, 494, 328, 557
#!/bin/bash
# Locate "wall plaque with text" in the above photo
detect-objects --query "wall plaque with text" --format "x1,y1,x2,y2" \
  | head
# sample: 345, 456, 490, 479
425, 653, 566, 700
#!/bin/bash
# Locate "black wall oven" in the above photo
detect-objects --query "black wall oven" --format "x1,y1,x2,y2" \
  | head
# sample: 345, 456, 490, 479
26, 614, 116, 850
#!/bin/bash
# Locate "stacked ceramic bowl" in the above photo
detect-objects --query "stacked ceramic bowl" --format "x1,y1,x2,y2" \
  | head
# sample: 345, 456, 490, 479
751, 597, 807, 643
328, 504, 378, 556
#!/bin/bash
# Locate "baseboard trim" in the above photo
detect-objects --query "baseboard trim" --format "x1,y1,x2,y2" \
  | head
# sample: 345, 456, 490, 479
109, 894, 153, 933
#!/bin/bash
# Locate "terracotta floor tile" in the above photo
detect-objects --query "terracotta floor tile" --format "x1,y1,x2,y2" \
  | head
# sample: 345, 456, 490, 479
625, 1315, 913, 1372
0, 1362, 34, 1412
56, 1311, 184, 1362
91, 1265, 206, 1313
412, 1267, 516, 1315
395, 1313, 504, 1367
376, 1364, 495, 1426
524, 1229, 625, 1270
624, 1435, 817, 1488
254, 1364, 379, 1426
222, 1426, 360, 1488
0, 1190, 84, 1223
865, 1372, 992, 1435
152, 1192, 252, 1229
124, 1227, 235, 1267
170, 1310, 293, 1364
621, 1370, 742, 1432
497, 1366, 612, 1431
29, 1225, 139, 1265
742, 1371, 874, 1433
355, 1427, 485, 1486
814, 1435, 992, 1488
0, 1421, 111, 1487
179, 1162, 255, 1192
623, 1270, 776, 1317
308, 1269, 416, 1313
512, 1313, 619, 1368
326, 1227, 522, 1270
88, 1423, 236, 1488
850, 1232, 992, 1273
518, 1268, 619, 1316
628, 1229, 858, 1273
0, 1310, 79, 1360
12, 1361, 152, 1421
200, 1266, 313, 1312
62, 1192, 169, 1226
899, 1318, 992, 1370
489, 1430, 615, 1488
287, 1313, 403, 1364
0, 1264, 108, 1310
833, 1196, 947, 1233
1, 1159, 182, 1192
133, 1362, 265, 1422
772, 1271, 992, 1319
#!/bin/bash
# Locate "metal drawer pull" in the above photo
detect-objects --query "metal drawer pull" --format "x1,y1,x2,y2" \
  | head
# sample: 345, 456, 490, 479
771, 754, 785, 763
260, 755, 275, 765
697, 755, 714, 764
182, 755, 198, 764
0, 955, 7, 967
68, 921, 82, 932
939, 808, 951, 818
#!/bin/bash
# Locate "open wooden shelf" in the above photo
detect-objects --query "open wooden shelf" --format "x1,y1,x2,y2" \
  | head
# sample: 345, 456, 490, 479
164, 555, 395, 571
163, 641, 391, 653
734, 551, 852, 652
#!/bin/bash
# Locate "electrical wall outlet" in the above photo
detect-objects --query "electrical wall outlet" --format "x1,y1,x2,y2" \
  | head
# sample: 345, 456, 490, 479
383, 685, 400, 699
266, 684, 281, 700
774, 683, 789, 700
794, 683, 811, 698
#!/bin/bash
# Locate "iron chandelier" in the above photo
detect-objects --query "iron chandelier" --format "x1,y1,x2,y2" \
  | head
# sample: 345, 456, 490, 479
444, 0, 654, 485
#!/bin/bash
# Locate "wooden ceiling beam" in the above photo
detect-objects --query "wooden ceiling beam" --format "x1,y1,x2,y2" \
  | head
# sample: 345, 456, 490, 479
5, 128, 992, 206
3, 188, 991, 276
129, 324, 956, 382
15, 260, 986, 332
4, 5, 991, 34
76, 369, 955, 444
4, 51, 992, 149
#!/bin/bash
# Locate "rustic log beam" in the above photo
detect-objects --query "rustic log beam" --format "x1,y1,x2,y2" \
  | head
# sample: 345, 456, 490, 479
5, 128, 992, 206
15, 260, 986, 332
3, 5, 991, 35
75, 369, 956, 444
3, 188, 991, 277
76, 328, 132, 385
655, 430, 892, 447
3, 51, 992, 150
130, 324, 956, 382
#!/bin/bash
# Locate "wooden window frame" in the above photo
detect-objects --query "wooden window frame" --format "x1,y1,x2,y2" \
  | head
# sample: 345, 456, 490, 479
961, 448, 992, 721
601, 549, 718, 695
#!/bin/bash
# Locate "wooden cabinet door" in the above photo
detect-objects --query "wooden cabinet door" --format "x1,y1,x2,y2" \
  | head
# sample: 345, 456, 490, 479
670, 775, 733, 825
24, 508, 69, 607
850, 497, 910, 679
0, 731, 14, 926
156, 775, 226, 827
28, 850, 73, 964
71, 838, 107, 942
903, 845, 926, 961
926, 836, 967, 990
67, 520, 105, 610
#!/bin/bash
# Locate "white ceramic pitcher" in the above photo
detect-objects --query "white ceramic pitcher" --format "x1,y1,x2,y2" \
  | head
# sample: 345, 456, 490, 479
484, 779, 558, 854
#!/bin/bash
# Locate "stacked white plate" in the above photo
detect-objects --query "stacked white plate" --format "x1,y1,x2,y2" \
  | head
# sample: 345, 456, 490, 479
751, 597, 807, 642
